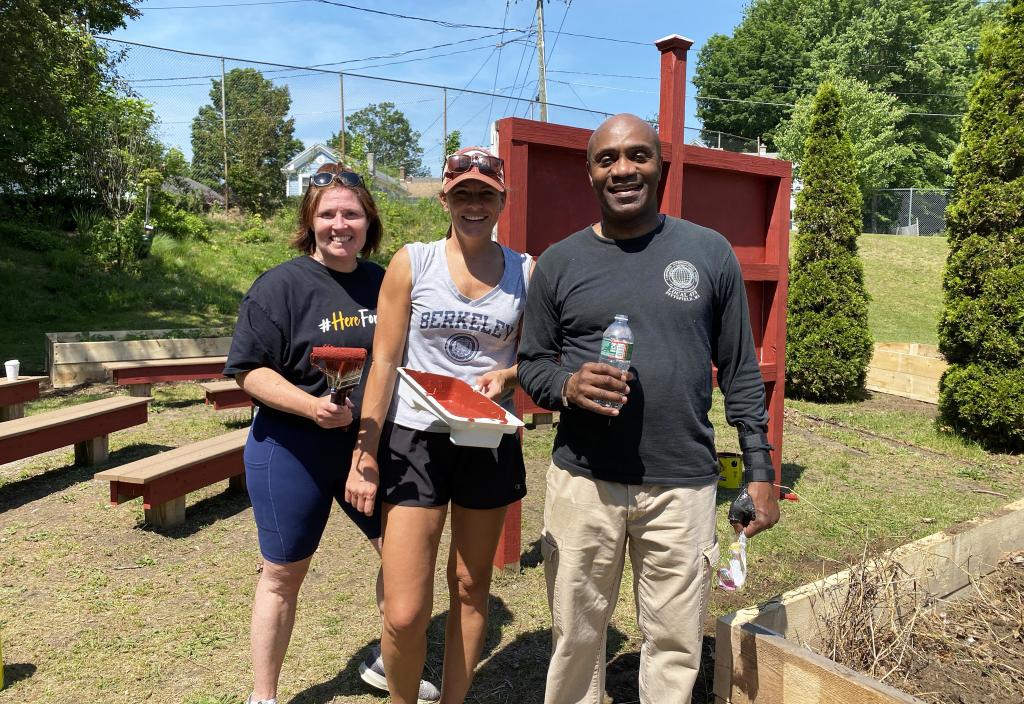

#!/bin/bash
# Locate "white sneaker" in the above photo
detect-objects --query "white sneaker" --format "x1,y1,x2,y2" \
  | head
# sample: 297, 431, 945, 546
359, 644, 441, 704
247, 696, 277, 704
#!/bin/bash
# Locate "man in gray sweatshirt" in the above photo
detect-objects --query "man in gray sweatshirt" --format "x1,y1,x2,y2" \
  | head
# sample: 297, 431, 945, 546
517, 113, 780, 704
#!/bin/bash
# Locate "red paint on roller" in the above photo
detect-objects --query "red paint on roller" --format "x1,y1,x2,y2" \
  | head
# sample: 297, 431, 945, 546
310, 346, 367, 403
404, 369, 507, 423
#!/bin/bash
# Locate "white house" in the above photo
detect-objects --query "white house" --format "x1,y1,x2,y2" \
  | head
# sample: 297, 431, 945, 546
281, 143, 341, 197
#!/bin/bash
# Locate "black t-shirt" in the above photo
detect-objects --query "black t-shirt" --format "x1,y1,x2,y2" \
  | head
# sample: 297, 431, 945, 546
225, 255, 384, 423
518, 216, 769, 486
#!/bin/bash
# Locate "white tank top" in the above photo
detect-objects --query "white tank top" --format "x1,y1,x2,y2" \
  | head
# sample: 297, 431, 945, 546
388, 238, 532, 431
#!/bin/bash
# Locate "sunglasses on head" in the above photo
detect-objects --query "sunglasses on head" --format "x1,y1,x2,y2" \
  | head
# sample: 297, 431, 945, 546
310, 170, 364, 188
445, 153, 504, 178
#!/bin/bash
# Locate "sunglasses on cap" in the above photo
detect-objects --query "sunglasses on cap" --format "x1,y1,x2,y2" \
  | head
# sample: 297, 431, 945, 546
310, 170, 364, 188
445, 153, 504, 179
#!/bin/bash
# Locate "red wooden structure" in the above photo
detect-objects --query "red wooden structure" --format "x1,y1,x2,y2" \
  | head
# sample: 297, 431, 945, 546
490, 35, 790, 571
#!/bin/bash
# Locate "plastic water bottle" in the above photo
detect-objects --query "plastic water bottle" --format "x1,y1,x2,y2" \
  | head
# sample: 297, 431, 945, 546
597, 314, 633, 409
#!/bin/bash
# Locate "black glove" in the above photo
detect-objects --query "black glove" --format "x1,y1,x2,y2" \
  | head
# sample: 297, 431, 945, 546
728, 485, 756, 527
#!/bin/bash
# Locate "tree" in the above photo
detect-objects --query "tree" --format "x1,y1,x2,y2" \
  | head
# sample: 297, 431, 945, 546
773, 72, 914, 210
0, 0, 139, 201
190, 68, 302, 214
937, 0, 1024, 452
694, 0, 999, 188
786, 83, 873, 401
442, 129, 462, 172
344, 102, 425, 176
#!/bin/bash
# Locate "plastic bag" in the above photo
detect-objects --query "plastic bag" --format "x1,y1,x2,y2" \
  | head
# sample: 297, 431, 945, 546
717, 532, 748, 591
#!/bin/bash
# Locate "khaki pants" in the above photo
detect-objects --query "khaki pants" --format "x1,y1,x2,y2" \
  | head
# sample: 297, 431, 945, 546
541, 463, 719, 704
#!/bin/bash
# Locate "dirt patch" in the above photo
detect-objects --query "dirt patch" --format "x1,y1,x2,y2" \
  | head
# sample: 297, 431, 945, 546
817, 551, 1024, 703
903, 553, 1024, 702
861, 390, 940, 418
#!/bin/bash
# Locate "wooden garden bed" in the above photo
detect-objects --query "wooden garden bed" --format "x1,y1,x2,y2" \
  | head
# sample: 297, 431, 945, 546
46, 328, 232, 388
866, 343, 947, 404
714, 498, 1024, 703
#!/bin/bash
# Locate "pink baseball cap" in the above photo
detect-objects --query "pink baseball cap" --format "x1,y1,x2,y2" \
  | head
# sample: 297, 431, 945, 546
442, 146, 506, 194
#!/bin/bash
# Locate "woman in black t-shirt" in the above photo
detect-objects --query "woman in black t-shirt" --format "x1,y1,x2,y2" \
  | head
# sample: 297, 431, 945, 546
225, 164, 439, 704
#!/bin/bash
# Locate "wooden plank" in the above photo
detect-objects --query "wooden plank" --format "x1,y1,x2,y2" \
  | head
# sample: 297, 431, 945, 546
0, 376, 44, 406
200, 381, 252, 410
106, 357, 228, 385
0, 403, 25, 421
0, 397, 149, 465
103, 356, 228, 370
74, 435, 108, 466
715, 499, 1024, 702
52, 337, 232, 365
0, 396, 149, 439
721, 623, 922, 704
142, 451, 245, 507
94, 428, 249, 483
144, 496, 186, 528
492, 499, 522, 572
738, 263, 783, 281
681, 144, 792, 178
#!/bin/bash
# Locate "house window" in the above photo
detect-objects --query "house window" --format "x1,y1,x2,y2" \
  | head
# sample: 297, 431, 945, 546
301, 174, 311, 194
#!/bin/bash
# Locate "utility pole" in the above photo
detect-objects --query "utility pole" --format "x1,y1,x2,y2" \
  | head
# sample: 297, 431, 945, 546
220, 59, 229, 212
443, 87, 448, 161
535, 0, 548, 122
339, 73, 346, 156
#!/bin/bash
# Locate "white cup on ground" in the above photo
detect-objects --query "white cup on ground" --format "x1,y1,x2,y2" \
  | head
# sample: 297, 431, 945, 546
4, 360, 19, 381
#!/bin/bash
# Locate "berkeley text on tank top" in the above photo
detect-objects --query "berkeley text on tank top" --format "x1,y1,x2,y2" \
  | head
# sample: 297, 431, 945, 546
389, 238, 531, 431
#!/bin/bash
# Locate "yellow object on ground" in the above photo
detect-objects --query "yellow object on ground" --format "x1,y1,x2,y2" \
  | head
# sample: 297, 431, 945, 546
718, 452, 742, 489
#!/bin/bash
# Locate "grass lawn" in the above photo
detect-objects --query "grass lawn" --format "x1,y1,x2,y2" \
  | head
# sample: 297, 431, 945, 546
0, 384, 1019, 704
0, 217, 1009, 702
859, 233, 948, 345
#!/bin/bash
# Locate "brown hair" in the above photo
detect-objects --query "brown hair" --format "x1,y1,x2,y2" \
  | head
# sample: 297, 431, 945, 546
290, 162, 383, 255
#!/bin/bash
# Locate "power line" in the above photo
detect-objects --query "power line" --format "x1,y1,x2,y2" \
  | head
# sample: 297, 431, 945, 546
548, 69, 658, 80
121, 36, 532, 86
548, 78, 656, 95
144, 0, 309, 7
695, 93, 963, 117
544, 0, 573, 69
142, 0, 649, 45
312, 0, 525, 31
484, 0, 512, 144
100, 36, 613, 117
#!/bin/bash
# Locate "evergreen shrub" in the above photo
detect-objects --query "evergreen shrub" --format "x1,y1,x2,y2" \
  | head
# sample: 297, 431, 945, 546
938, 0, 1024, 452
786, 82, 873, 401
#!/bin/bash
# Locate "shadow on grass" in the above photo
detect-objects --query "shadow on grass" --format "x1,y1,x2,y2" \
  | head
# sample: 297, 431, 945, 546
605, 635, 716, 704
141, 482, 250, 538
715, 462, 807, 509
287, 595, 519, 704
2, 662, 37, 688
0, 442, 171, 513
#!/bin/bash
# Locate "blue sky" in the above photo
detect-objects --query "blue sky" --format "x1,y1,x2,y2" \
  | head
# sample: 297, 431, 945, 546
110, 1, 751, 172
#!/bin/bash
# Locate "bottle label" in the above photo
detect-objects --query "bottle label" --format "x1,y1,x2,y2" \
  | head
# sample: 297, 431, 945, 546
600, 339, 632, 362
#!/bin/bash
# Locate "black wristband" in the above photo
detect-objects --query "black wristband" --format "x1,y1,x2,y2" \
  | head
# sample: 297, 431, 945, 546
743, 466, 775, 484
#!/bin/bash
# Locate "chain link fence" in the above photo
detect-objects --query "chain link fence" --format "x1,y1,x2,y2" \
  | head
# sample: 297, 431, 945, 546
866, 188, 950, 235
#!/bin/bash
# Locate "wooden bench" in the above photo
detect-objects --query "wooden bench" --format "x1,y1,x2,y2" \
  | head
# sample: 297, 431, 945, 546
0, 396, 150, 466
199, 380, 252, 410
103, 356, 228, 397
0, 375, 46, 421
94, 427, 249, 527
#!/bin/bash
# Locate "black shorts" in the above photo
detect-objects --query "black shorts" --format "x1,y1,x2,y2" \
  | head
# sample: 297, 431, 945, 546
379, 422, 527, 509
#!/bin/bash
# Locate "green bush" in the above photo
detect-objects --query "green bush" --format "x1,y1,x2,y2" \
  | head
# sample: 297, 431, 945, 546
0, 221, 68, 252
938, 0, 1024, 452
154, 207, 210, 240
786, 82, 873, 401
87, 216, 148, 273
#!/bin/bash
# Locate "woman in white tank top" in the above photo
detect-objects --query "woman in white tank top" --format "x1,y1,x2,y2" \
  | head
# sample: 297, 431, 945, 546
346, 147, 531, 704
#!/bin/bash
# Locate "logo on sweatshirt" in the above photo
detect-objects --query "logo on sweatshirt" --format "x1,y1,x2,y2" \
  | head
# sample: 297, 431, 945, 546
664, 260, 700, 301
444, 334, 480, 364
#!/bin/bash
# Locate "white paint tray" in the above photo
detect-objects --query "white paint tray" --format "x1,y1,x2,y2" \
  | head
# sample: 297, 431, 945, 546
396, 367, 524, 448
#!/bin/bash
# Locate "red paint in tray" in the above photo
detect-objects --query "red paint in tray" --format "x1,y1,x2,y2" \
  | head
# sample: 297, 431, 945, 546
403, 369, 507, 423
